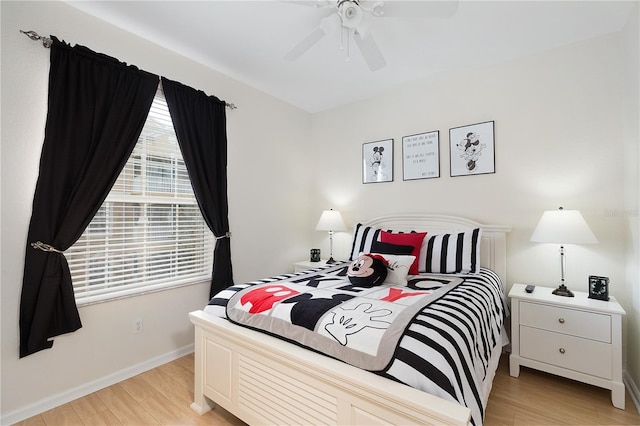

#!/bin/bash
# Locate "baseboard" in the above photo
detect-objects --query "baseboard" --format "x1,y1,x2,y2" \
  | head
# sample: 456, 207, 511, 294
624, 370, 640, 414
1, 344, 194, 425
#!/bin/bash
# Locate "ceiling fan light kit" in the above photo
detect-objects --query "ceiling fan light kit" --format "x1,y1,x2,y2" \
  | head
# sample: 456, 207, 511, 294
340, 1, 361, 26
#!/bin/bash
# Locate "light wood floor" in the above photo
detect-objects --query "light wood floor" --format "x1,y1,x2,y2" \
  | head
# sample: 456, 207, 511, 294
14, 353, 640, 426
485, 355, 640, 425
14, 354, 245, 426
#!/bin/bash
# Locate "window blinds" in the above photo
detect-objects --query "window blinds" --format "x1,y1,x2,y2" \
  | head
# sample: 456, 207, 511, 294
66, 86, 214, 305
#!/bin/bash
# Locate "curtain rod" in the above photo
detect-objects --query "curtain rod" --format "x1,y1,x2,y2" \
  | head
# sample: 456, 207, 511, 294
20, 30, 52, 47
20, 30, 238, 110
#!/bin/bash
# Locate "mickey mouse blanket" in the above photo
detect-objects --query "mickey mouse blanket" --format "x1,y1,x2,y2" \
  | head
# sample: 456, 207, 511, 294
205, 262, 506, 426
225, 264, 462, 371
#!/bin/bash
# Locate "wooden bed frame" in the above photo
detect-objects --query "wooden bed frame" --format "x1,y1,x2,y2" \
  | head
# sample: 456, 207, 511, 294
189, 214, 511, 425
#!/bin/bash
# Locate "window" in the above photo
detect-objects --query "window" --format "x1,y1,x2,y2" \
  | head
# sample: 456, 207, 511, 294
66, 86, 214, 305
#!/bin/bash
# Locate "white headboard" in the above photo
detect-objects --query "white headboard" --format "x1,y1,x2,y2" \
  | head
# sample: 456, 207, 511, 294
362, 214, 512, 286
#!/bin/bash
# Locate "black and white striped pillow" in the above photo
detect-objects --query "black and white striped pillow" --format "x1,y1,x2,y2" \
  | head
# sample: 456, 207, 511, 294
349, 223, 387, 261
418, 228, 482, 274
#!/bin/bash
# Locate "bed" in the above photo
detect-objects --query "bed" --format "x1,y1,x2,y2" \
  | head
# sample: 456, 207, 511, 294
189, 214, 511, 425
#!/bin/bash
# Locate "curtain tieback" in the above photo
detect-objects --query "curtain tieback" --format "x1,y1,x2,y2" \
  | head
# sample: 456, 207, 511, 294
31, 241, 64, 253
215, 231, 232, 240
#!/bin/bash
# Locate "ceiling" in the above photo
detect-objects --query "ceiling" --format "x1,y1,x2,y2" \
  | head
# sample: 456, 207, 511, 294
65, 1, 635, 113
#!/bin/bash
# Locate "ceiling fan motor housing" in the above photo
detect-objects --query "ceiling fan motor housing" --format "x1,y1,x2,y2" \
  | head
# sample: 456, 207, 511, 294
339, 0, 363, 28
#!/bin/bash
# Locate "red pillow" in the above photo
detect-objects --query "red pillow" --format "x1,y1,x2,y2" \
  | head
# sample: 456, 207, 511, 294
379, 231, 427, 275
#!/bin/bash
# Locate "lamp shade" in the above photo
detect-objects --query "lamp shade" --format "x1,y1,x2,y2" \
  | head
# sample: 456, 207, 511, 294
530, 208, 598, 244
315, 209, 346, 232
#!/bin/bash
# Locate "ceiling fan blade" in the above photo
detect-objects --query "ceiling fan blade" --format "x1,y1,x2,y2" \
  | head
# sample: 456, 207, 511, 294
371, 0, 459, 19
353, 32, 386, 71
285, 13, 341, 61
284, 27, 326, 60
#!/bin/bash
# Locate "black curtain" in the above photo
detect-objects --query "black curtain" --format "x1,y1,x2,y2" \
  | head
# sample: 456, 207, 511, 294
19, 37, 159, 357
161, 77, 233, 298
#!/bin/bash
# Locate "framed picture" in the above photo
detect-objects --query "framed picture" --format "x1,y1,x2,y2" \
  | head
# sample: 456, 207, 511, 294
402, 131, 440, 180
449, 121, 495, 177
363, 139, 393, 183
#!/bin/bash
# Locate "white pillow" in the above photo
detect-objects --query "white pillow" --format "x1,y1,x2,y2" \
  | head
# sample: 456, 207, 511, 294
366, 253, 415, 286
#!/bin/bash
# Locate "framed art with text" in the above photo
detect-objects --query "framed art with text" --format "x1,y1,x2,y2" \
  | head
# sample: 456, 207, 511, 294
363, 139, 393, 183
449, 121, 495, 177
402, 131, 439, 180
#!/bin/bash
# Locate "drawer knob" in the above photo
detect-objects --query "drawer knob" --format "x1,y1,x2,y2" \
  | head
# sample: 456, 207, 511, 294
559, 348, 566, 354
558, 318, 565, 324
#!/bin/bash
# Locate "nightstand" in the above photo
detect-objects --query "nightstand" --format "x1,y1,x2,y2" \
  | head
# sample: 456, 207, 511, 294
293, 260, 327, 273
509, 283, 626, 409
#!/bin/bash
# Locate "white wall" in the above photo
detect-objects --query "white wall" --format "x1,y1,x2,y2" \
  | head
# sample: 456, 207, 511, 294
1, 1, 312, 422
311, 32, 627, 287
310, 27, 639, 394
622, 1, 640, 397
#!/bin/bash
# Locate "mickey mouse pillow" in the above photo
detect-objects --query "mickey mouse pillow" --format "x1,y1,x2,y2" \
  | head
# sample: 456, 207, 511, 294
347, 254, 388, 286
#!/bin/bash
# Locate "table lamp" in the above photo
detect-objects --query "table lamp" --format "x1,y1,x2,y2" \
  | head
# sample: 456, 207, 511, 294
315, 209, 346, 264
530, 207, 598, 297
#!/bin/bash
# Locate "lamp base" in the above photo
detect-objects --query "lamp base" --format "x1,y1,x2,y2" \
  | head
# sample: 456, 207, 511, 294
552, 284, 574, 297
326, 257, 337, 264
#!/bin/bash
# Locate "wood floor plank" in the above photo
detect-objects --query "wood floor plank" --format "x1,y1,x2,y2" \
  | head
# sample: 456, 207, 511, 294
118, 374, 199, 426
595, 395, 640, 424
137, 368, 211, 425
174, 353, 195, 374
139, 368, 192, 408
95, 384, 161, 425
39, 403, 83, 425
156, 358, 193, 391
70, 392, 108, 421
79, 409, 123, 426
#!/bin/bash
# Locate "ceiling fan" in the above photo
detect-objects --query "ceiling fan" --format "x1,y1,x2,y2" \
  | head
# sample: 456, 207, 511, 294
284, 0, 459, 71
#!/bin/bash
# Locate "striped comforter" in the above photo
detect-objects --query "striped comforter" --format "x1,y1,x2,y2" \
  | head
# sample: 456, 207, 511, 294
205, 263, 507, 426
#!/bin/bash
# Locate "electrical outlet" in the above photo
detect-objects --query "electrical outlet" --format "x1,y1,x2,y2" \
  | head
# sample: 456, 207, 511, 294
133, 318, 144, 334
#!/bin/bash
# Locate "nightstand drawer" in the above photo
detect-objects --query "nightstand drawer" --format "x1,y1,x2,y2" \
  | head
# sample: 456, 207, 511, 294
520, 301, 611, 343
520, 326, 612, 379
